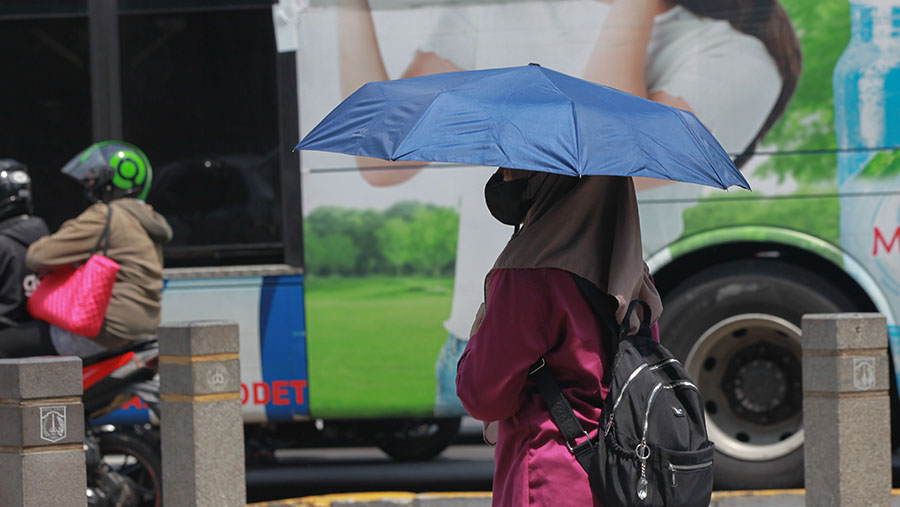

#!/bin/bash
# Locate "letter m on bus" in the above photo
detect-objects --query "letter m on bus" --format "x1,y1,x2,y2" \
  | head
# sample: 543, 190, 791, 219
873, 226, 900, 255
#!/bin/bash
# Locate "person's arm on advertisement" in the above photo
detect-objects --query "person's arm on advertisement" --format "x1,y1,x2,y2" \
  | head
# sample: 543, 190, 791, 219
585, 0, 693, 191
456, 269, 557, 422
337, 0, 460, 186
25, 205, 105, 272
585, 0, 689, 107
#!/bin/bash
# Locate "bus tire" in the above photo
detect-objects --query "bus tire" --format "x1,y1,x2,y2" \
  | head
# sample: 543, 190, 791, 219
377, 417, 461, 461
658, 259, 855, 490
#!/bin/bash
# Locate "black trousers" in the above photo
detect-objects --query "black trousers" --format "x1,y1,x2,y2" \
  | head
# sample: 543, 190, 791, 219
0, 320, 56, 358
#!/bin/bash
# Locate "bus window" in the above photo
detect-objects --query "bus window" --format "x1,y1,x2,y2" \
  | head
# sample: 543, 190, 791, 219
119, 7, 282, 267
0, 5, 92, 231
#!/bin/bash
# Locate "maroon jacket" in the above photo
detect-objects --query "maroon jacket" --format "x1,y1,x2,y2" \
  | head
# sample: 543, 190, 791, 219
457, 268, 608, 506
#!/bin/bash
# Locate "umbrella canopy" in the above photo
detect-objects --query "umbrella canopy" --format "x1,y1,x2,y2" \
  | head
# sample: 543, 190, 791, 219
296, 64, 749, 190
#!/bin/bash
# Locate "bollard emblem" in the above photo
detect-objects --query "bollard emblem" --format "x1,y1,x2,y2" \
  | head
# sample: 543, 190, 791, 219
853, 357, 876, 391
206, 365, 228, 390
40, 406, 67, 443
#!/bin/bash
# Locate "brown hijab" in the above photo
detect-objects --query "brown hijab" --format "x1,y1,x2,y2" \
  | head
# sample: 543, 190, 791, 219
489, 171, 662, 333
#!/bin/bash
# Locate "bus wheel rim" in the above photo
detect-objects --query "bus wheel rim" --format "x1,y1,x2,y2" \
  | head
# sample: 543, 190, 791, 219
686, 313, 805, 462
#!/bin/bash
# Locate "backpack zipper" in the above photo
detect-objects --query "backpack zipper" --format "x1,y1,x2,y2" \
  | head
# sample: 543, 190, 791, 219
635, 382, 664, 501
605, 362, 649, 436
667, 380, 700, 391
668, 461, 714, 487
635, 380, 701, 501
612, 363, 649, 413
641, 381, 700, 442
605, 360, 692, 436
649, 358, 681, 371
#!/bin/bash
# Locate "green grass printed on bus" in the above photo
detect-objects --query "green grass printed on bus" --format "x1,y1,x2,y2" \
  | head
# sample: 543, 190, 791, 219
681, 189, 840, 247
304, 276, 453, 418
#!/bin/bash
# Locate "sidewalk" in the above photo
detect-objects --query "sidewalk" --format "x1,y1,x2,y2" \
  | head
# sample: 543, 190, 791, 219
249, 489, 900, 506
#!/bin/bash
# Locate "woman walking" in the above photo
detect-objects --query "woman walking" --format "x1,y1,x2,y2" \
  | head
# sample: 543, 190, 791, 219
456, 169, 662, 506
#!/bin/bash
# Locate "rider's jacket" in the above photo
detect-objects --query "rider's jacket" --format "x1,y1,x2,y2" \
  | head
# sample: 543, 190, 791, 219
0, 215, 49, 328
26, 199, 172, 342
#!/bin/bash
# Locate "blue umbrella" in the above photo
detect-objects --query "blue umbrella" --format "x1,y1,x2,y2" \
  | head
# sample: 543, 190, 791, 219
295, 64, 749, 190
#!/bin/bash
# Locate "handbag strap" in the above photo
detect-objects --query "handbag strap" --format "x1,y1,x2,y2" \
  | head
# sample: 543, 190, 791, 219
90, 204, 113, 257
528, 358, 594, 474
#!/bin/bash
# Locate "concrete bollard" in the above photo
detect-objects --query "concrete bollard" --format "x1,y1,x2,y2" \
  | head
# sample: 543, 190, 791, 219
0, 357, 86, 507
159, 321, 245, 507
802, 313, 891, 507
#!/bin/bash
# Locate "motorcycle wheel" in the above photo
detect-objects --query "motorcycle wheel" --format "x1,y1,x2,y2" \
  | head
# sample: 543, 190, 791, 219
99, 430, 162, 507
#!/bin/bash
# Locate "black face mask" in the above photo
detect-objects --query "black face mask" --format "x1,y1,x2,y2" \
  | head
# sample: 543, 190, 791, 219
484, 171, 533, 226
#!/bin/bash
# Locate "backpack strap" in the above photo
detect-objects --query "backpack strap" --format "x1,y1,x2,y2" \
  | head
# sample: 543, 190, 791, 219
528, 276, 656, 474
571, 274, 620, 362
618, 299, 653, 341
528, 358, 594, 474
571, 274, 653, 343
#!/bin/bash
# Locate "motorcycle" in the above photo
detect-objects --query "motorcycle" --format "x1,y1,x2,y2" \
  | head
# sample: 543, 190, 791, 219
81, 339, 162, 507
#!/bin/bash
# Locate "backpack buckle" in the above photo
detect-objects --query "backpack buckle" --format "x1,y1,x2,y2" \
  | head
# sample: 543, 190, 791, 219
565, 429, 592, 454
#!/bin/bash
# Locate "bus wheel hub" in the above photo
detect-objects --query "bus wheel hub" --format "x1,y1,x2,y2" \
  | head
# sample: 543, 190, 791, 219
722, 341, 801, 425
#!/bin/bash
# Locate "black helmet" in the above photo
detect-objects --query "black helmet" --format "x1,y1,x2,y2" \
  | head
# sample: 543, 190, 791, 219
0, 159, 34, 221
61, 141, 152, 203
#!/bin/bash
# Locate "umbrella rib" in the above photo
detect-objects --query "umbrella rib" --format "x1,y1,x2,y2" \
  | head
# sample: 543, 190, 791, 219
671, 109, 726, 189
390, 90, 452, 161
569, 100, 581, 176
535, 68, 581, 175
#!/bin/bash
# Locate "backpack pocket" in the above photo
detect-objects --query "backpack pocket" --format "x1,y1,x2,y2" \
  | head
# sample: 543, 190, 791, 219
655, 444, 715, 507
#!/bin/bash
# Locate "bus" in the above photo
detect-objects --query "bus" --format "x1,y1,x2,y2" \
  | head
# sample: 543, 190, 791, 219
1, 0, 897, 490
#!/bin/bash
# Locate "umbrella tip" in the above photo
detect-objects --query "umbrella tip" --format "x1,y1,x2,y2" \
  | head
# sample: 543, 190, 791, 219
528, 62, 542, 67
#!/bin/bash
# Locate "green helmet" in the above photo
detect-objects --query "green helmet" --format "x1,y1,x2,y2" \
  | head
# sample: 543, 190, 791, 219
61, 141, 152, 203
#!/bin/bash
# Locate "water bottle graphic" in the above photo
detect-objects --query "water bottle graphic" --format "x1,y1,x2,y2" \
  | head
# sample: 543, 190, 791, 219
834, 0, 900, 185
835, 1, 900, 327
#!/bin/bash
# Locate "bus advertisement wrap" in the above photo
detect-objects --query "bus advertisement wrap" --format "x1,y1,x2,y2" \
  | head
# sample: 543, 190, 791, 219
296, 0, 900, 486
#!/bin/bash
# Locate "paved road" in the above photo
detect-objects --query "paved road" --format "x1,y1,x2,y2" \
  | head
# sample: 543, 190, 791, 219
247, 418, 900, 504
246, 419, 493, 503
246, 444, 494, 503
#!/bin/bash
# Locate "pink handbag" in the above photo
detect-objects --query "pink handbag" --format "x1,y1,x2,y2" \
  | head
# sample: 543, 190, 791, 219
28, 205, 120, 338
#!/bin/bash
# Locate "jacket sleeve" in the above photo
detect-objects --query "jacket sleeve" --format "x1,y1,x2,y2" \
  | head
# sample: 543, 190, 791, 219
456, 269, 560, 422
26, 205, 107, 271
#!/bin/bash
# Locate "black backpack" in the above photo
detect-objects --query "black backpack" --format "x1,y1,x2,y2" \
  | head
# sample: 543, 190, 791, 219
529, 276, 714, 507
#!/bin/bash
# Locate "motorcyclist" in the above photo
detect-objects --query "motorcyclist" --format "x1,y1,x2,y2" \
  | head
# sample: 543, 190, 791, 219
26, 141, 173, 358
0, 159, 51, 358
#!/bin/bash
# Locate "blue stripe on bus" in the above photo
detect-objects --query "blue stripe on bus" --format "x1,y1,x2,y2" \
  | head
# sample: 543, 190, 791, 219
260, 274, 310, 419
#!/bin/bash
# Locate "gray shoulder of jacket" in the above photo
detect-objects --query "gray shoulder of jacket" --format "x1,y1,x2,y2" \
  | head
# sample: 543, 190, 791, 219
111, 199, 173, 244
